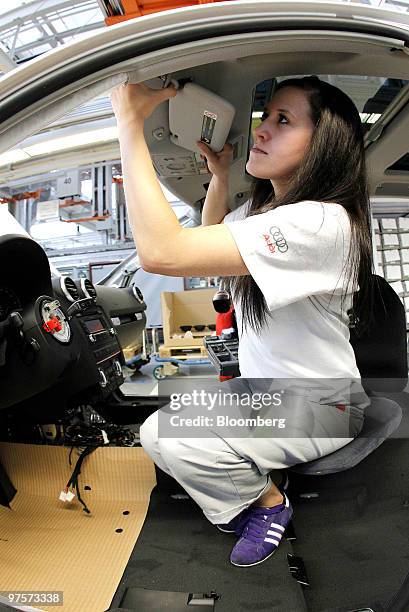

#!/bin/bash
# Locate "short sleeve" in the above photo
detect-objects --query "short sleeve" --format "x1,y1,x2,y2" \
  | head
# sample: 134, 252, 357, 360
224, 201, 352, 312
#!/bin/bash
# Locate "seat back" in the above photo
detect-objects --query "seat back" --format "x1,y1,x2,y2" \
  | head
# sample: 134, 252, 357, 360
291, 275, 407, 475
349, 274, 408, 392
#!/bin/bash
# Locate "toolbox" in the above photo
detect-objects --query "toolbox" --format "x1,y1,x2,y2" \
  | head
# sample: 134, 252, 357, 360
203, 335, 240, 377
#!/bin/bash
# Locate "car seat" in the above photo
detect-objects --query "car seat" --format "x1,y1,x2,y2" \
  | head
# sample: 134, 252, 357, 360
291, 275, 408, 475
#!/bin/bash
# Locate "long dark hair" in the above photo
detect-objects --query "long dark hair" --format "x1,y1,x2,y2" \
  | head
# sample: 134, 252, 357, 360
227, 75, 375, 338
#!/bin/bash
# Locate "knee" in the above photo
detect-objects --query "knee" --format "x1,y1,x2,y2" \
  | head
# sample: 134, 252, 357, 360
139, 412, 159, 457
158, 437, 204, 470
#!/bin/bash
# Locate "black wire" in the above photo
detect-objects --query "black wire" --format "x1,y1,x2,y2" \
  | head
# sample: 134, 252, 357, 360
75, 478, 91, 515
63, 422, 137, 448
66, 446, 96, 514
62, 420, 138, 514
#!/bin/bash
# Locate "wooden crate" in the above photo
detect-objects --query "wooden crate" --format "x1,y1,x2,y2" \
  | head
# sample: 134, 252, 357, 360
161, 288, 216, 347
122, 342, 143, 361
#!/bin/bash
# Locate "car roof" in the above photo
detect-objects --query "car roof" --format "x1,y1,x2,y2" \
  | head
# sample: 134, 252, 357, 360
1, 1, 409, 212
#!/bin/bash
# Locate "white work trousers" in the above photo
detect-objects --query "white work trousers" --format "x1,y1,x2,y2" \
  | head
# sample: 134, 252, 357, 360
140, 376, 366, 525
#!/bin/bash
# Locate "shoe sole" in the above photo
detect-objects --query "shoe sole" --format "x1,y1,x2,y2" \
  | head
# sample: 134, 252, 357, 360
230, 547, 278, 567
216, 525, 235, 533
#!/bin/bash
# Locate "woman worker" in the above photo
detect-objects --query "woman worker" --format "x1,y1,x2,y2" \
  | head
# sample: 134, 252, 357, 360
110, 75, 373, 567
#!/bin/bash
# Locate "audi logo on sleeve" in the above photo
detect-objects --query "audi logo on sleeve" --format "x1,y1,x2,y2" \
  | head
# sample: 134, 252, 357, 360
262, 226, 289, 254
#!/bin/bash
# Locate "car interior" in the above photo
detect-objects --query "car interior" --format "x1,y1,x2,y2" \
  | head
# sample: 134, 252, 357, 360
2, 2, 409, 611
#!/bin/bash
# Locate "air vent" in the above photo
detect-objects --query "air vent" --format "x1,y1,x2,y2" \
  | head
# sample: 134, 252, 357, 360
132, 286, 144, 303
81, 278, 97, 300
61, 276, 80, 303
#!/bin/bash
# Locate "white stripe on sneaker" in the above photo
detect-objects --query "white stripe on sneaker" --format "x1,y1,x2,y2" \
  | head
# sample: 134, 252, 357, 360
270, 522, 285, 531
264, 537, 280, 546
267, 530, 283, 539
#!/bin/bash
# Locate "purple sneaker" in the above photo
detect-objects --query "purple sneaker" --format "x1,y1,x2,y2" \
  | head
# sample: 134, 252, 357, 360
230, 493, 293, 567
216, 507, 252, 534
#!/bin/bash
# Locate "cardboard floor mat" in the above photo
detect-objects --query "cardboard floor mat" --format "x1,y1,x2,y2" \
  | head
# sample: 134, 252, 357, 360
0, 443, 156, 612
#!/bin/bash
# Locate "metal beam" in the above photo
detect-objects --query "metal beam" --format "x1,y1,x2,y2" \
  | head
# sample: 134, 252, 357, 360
13, 21, 106, 56
0, 0, 100, 31
32, 17, 59, 49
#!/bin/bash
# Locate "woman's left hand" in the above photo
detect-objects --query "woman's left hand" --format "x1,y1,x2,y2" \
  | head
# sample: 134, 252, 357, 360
110, 82, 178, 127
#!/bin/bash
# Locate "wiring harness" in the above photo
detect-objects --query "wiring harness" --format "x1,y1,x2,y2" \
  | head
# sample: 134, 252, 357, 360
57, 405, 139, 514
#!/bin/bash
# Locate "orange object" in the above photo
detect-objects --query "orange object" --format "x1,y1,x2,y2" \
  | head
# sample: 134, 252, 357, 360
43, 316, 63, 334
60, 215, 110, 223
0, 189, 42, 204
215, 306, 236, 381
104, 0, 224, 25
215, 305, 235, 336
59, 199, 91, 208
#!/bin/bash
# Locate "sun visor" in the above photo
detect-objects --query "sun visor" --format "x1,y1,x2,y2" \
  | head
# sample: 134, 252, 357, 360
169, 82, 235, 154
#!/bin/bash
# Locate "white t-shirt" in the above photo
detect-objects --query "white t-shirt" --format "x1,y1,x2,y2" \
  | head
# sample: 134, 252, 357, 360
223, 200, 361, 379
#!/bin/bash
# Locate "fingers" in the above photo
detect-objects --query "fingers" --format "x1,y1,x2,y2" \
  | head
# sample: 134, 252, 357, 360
197, 141, 220, 157
121, 82, 177, 98
197, 141, 232, 154
197, 141, 214, 158
162, 83, 178, 100
138, 82, 177, 99
197, 141, 208, 151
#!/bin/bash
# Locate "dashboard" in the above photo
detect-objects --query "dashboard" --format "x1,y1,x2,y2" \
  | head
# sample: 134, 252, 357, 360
0, 234, 147, 414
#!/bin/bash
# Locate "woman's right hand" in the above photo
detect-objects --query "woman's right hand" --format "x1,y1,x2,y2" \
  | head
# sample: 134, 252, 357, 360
196, 141, 234, 178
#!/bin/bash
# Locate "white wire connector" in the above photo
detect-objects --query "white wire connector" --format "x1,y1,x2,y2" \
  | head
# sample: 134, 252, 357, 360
59, 488, 75, 502
65, 490, 75, 502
